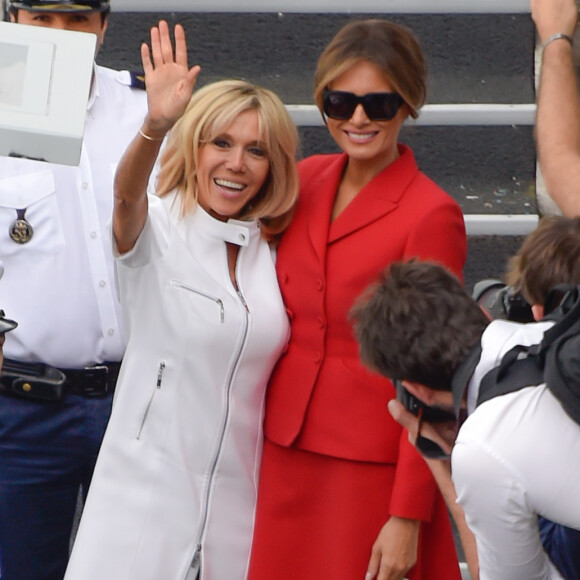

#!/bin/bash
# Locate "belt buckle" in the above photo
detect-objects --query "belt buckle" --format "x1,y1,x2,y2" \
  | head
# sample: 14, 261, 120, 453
82, 365, 109, 397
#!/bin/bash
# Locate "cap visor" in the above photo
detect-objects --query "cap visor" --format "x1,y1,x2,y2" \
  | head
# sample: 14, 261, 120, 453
22, 4, 103, 11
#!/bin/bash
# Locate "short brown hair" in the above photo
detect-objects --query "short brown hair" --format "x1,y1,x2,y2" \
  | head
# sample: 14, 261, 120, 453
156, 79, 299, 241
351, 260, 489, 390
506, 216, 580, 305
314, 19, 427, 119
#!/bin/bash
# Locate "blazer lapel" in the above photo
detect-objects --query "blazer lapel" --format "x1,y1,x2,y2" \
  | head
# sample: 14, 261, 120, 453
302, 155, 346, 264
329, 144, 419, 243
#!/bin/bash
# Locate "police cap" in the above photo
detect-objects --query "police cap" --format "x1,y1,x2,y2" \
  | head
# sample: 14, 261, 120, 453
8, 0, 110, 12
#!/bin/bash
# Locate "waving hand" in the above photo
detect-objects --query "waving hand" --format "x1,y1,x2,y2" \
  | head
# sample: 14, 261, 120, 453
141, 20, 201, 137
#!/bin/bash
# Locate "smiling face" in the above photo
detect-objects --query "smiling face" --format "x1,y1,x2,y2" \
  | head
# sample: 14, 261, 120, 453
12, 9, 108, 53
326, 59, 409, 173
196, 109, 271, 222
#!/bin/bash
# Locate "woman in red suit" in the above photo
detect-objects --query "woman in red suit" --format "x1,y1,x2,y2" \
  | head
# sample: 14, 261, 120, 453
248, 19, 466, 580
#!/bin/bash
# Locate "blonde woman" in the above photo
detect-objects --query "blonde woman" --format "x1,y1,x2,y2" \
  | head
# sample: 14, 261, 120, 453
64, 21, 299, 580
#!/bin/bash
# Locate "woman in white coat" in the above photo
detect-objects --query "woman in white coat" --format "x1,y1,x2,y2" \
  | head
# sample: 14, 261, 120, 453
64, 21, 299, 580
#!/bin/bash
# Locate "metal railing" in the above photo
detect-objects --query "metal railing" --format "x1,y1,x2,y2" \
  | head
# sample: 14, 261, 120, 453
114, 0, 530, 14
288, 103, 536, 128
112, 0, 540, 235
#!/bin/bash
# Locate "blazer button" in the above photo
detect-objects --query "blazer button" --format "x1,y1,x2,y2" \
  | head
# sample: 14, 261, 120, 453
314, 352, 322, 364
317, 317, 326, 329
280, 273, 289, 284
316, 279, 324, 291
286, 308, 295, 320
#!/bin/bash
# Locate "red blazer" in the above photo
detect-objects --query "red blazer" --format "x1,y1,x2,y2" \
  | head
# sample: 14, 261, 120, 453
264, 145, 466, 519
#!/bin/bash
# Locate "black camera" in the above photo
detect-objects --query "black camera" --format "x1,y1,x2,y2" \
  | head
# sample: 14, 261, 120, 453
395, 380, 456, 423
472, 279, 535, 323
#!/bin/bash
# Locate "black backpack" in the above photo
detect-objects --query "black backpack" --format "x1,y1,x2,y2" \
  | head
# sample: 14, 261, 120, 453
477, 285, 580, 426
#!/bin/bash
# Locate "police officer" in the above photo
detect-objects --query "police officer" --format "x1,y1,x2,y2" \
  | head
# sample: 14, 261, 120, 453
0, 2, 148, 578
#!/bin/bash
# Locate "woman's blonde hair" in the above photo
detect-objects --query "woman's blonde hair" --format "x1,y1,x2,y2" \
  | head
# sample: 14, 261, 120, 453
314, 19, 427, 120
156, 79, 299, 239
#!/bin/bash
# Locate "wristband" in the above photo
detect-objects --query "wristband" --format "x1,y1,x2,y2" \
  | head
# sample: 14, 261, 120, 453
543, 32, 574, 50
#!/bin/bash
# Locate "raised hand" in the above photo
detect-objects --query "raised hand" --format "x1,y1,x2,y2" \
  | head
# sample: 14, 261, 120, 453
140, 20, 201, 137
531, 0, 578, 44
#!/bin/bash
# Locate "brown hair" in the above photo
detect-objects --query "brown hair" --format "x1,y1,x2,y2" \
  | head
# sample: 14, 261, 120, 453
314, 19, 427, 119
156, 79, 299, 241
506, 216, 580, 305
352, 260, 489, 390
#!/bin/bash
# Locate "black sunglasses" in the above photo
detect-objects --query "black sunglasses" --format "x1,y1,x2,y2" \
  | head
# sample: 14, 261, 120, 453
322, 89, 405, 121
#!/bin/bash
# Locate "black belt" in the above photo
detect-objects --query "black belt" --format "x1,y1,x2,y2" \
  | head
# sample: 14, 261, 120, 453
0, 359, 121, 401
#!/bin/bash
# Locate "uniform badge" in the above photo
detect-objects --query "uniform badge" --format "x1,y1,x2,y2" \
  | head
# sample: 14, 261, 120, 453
9, 208, 33, 244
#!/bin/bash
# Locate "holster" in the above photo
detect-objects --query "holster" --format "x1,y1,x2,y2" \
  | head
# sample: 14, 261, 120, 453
0, 359, 66, 401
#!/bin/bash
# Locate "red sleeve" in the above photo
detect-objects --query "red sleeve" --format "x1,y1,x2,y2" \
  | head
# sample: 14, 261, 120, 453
389, 432, 439, 521
403, 197, 466, 282
391, 193, 466, 521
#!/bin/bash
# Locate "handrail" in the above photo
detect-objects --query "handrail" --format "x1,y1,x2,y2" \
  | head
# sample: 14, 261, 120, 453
114, 0, 530, 13
110, 0, 541, 233
464, 215, 538, 236
288, 104, 536, 127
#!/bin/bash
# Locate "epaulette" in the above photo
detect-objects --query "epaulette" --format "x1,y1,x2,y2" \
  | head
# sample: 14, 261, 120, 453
115, 70, 146, 90
129, 71, 146, 90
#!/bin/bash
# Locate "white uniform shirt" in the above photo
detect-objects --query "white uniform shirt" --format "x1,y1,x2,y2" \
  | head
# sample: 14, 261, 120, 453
453, 319, 580, 580
0, 66, 147, 368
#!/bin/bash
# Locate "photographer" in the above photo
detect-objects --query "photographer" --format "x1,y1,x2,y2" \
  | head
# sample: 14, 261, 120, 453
352, 255, 580, 580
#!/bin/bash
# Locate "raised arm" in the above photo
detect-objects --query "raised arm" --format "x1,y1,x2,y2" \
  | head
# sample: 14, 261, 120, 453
532, 0, 580, 216
113, 20, 201, 254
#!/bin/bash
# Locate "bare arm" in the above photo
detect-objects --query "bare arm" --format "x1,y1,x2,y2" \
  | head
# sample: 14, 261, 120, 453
113, 20, 201, 254
425, 458, 479, 580
532, 0, 580, 216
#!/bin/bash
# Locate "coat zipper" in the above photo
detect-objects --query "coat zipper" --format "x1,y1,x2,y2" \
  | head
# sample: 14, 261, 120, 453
188, 249, 250, 575
190, 544, 201, 576
136, 360, 165, 440
168, 280, 225, 323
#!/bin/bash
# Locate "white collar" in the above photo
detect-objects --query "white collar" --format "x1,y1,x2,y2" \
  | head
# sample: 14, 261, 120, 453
165, 192, 259, 248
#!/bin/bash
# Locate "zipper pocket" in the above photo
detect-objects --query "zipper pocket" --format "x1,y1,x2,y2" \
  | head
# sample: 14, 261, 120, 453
136, 361, 165, 440
168, 280, 225, 323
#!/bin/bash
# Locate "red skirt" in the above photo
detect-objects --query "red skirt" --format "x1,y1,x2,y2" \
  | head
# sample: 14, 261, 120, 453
248, 439, 461, 580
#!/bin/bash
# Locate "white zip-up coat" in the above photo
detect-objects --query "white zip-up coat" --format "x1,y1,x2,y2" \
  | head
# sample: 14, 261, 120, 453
64, 192, 289, 580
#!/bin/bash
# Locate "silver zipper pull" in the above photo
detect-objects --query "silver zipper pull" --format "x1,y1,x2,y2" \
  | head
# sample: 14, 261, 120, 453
237, 289, 249, 313
190, 544, 201, 574
156, 361, 166, 388
136, 361, 166, 440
